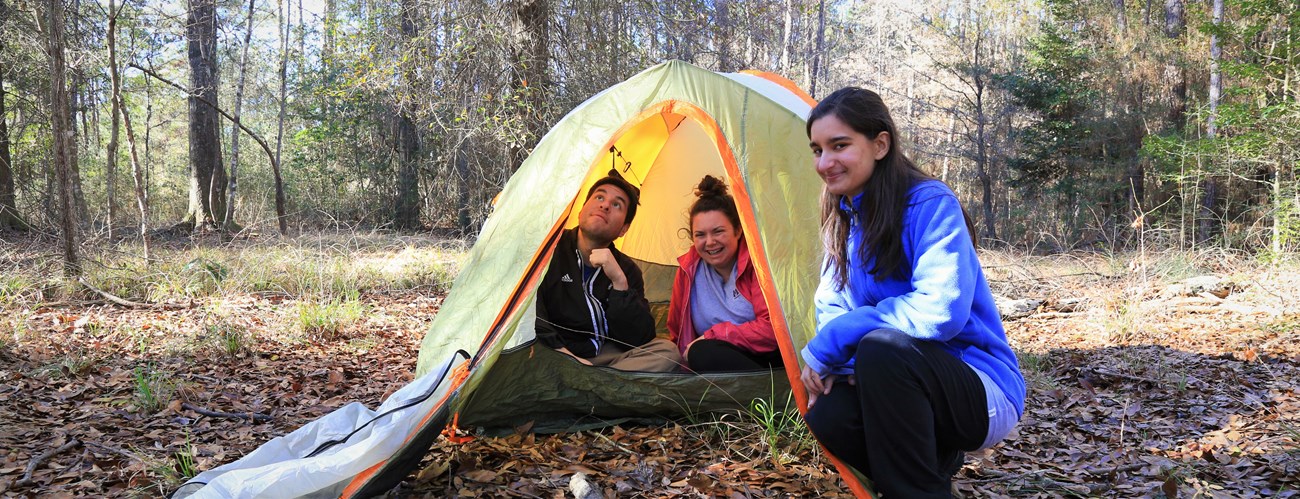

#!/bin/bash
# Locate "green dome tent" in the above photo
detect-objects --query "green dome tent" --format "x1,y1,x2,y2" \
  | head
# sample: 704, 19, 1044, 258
174, 60, 872, 499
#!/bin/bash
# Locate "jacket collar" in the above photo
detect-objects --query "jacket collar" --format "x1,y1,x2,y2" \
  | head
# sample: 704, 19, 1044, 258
838, 192, 864, 218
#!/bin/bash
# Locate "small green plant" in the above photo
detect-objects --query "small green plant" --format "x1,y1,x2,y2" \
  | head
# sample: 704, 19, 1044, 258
747, 393, 815, 463
1017, 350, 1061, 392
203, 314, 251, 356
147, 434, 199, 491
134, 363, 177, 413
32, 351, 98, 379
0, 272, 36, 308
173, 437, 199, 480
296, 290, 365, 339
1101, 291, 1146, 344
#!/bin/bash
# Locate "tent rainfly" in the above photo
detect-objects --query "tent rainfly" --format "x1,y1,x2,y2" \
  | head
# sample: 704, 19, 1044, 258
173, 60, 873, 498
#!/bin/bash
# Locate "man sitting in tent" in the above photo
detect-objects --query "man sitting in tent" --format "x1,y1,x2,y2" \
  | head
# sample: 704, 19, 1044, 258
534, 171, 683, 372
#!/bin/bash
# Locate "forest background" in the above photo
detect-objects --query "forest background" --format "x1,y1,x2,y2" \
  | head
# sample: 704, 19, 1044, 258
2, 0, 1296, 256
2, 0, 1300, 496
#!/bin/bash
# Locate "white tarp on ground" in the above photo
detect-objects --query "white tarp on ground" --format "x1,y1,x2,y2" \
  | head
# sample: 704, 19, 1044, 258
171, 352, 464, 499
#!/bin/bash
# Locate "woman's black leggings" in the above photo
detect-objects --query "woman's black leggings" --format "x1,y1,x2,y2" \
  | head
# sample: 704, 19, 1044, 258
804, 329, 988, 498
686, 338, 783, 372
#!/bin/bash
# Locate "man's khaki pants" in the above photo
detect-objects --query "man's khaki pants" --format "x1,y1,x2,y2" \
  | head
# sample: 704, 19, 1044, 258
587, 338, 682, 372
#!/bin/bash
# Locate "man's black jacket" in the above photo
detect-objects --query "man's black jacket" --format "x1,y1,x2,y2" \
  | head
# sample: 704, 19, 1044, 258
534, 229, 656, 358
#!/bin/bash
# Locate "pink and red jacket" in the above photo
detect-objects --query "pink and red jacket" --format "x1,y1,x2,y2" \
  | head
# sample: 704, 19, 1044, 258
667, 237, 778, 357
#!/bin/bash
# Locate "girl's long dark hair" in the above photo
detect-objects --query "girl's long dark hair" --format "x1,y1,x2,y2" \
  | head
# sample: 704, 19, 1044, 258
809, 87, 973, 288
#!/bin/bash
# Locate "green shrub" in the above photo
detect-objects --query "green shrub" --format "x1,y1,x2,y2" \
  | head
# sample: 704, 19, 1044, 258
296, 290, 365, 339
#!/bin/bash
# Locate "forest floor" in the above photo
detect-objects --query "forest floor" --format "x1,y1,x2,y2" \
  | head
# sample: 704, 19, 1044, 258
1, 231, 1298, 498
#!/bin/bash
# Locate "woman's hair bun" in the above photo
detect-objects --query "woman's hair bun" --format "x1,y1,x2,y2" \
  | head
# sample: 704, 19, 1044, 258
695, 175, 729, 198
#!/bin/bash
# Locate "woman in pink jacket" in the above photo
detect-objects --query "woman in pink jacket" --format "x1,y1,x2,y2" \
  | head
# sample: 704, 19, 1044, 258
668, 175, 782, 372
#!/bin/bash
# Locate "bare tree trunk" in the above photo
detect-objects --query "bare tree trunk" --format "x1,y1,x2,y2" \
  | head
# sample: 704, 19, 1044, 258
47, 0, 79, 276
1198, 0, 1223, 244
1115, 0, 1127, 31
225, 0, 256, 231
810, 0, 825, 98
0, 37, 26, 232
271, 0, 289, 235
941, 110, 955, 183
972, 48, 998, 242
1165, 0, 1186, 125
1207, 0, 1222, 139
184, 0, 226, 230
118, 97, 150, 261
392, 0, 421, 230
509, 0, 548, 173
106, 0, 121, 239
780, 0, 792, 74
323, 0, 335, 59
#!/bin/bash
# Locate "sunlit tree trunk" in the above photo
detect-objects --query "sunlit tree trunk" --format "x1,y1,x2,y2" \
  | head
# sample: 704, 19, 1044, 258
810, 0, 825, 98
225, 0, 256, 231
184, 0, 227, 230
47, 0, 79, 276
1198, 0, 1223, 244
1164, 0, 1186, 125
780, 0, 792, 74
509, 0, 548, 173
392, 0, 421, 230
271, 0, 289, 234
106, 0, 121, 239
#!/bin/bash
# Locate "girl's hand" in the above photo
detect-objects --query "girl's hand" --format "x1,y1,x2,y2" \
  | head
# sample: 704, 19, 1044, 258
801, 365, 828, 407
801, 365, 853, 408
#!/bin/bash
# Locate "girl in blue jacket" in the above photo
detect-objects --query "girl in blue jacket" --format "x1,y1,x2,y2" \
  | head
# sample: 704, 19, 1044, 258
801, 87, 1025, 498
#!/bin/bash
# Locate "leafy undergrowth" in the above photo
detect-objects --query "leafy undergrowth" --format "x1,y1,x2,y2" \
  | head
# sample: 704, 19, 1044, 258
2, 233, 1299, 497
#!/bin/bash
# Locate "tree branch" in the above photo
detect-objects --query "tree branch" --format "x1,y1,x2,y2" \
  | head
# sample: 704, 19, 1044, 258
78, 278, 192, 310
125, 62, 280, 186
182, 402, 273, 422
16, 439, 81, 487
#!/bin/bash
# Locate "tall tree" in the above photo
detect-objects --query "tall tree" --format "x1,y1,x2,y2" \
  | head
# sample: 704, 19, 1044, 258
391, 0, 421, 230
1164, 0, 1186, 125
115, 84, 152, 261
46, 0, 78, 276
508, 0, 549, 173
1197, 0, 1225, 244
810, 0, 825, 98
0, 30, 26, 232
183, 0, 226, 230
106, 0, 122, 237
225, 0, 256, 231
270, 0, 288, 235
110, 0, 152, 260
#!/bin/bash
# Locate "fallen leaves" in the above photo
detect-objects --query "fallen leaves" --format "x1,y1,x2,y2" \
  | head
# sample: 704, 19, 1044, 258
0, 286, 431, 496
5, 243, 1300, 497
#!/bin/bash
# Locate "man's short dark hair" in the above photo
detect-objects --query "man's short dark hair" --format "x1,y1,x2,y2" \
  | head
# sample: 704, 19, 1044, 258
586, 169, 641, 225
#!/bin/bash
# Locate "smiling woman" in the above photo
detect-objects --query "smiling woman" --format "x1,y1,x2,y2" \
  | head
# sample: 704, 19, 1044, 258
799, 87, 1025, 498
667, 175, 782, 373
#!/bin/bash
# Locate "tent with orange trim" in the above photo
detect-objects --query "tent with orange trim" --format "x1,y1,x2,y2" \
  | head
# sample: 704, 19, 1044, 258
173, 60, 873, 498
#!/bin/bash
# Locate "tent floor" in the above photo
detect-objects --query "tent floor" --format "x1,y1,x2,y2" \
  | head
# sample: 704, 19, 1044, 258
457, 343, 794, 435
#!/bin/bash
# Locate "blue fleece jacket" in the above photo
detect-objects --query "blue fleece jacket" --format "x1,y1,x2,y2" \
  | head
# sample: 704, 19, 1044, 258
800, 180, 1025, 419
